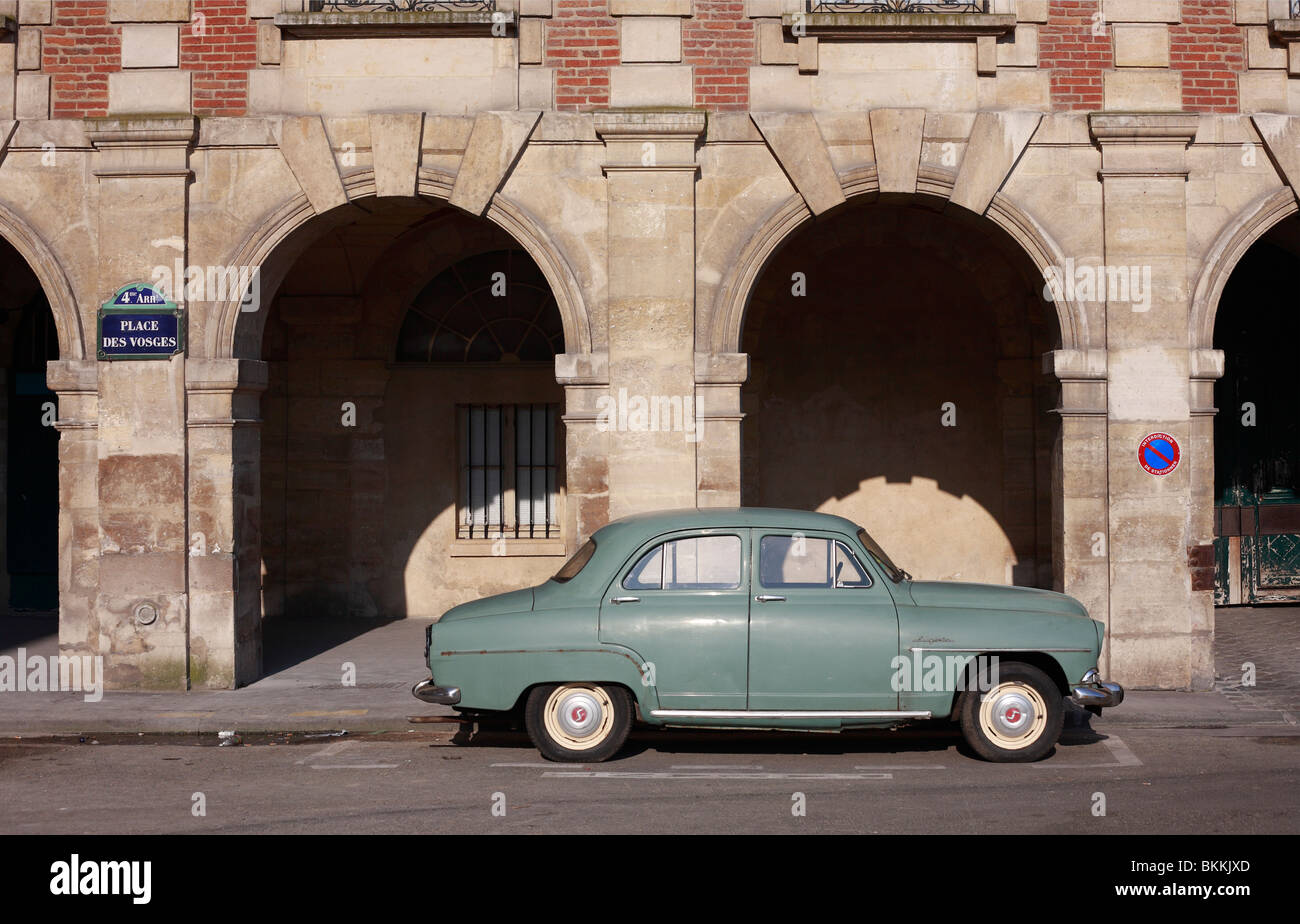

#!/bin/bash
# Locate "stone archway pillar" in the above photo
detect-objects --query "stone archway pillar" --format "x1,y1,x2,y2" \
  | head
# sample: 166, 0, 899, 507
595, 110, 706, 519
695, 352, 748, 508
84, 115, 197, 690
1047, 348, 1111, 674
557, 352, 611, 543
47, 359, 99, 659
1091, 112, 1210, 690
185, 358, 268, 688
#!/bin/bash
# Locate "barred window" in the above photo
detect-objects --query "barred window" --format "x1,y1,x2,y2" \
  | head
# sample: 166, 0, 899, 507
460, 404, 559, 539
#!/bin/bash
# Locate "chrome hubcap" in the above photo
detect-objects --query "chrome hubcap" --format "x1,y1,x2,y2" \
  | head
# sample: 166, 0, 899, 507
556, 689, 603, 738
990, 691, 1035, 739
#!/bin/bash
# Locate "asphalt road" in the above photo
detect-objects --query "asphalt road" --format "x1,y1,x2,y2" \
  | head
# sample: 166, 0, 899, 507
2, 720, 1297, 835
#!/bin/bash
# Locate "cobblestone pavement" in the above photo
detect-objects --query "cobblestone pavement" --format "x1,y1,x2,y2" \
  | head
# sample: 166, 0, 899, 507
1214, 605, 1300, 724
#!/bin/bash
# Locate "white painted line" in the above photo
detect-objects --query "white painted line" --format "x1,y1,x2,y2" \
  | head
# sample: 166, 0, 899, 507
1101, 734, 1143, 767
1034, 734, 1142, 769
309, 763, 400, 770
491, 762, 579, 769
670, 764, 764, 770
296, 740, 351, 766
852, 765, 947, 771
543, 771, 892, 781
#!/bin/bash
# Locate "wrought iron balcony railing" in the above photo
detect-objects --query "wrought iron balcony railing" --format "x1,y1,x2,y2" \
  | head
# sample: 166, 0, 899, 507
807, 0, 987, 12
307, 1, 496, 11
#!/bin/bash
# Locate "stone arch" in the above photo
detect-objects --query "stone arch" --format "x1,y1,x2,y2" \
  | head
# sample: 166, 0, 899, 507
1189, 186, 1298, 351
705, 172, 1090, 357
0, 200, 84, 360
213, 168, 591, 360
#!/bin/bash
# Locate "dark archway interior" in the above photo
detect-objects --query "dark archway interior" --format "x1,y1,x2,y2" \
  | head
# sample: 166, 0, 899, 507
0, 235, 59, 639
254, 199, 567, 669
1212, 216, 1300, 605
741, 201, 1062, 588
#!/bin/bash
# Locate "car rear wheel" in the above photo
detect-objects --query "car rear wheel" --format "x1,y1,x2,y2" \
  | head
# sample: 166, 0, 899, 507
525, 682, 632, 762
959, 662, 1063, 763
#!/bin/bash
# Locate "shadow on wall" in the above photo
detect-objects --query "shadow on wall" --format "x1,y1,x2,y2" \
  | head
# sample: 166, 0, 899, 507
741, 202, 1060, 588
253, 201, 569, 627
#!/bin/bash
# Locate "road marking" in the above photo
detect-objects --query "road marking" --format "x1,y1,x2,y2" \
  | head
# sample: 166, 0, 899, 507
310, 763, 399, 770
289, 709, 368, 717
296, 740, 351, 766
543, 771, 892, 781
491, 762, 578, 768
1101, 734, 1142, 767
852, 764, 947, 770
670, 764, 764, 770
1033, 734, 1142, 769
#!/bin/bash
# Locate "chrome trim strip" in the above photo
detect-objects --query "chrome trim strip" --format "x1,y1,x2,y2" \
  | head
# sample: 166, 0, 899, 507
908, 647, 1092, 654
650, 709, 933, 720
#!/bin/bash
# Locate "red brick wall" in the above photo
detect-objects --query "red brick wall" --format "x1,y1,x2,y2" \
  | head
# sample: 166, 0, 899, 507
1040, 0, 1112, 111
548, 0, 620, 110
42, 0, 120, 118
684, 0, 753, 111
1171, 0, 1243, 113
181, 0, 258, 116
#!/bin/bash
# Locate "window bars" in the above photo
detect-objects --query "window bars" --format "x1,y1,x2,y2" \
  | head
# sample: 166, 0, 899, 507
806, 0, 987, 12
460, 404, 559, 541
307, 1, 497, 12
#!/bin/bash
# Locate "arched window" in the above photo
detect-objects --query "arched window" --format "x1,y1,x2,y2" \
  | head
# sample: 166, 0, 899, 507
395, 249, 563, 363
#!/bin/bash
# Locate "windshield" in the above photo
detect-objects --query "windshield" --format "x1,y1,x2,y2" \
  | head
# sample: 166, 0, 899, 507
552, 539, 597, 583
857, 528, 905, 583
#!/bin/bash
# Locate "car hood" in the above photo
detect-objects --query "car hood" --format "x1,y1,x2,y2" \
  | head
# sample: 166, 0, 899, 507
436, 587, 534, 623
905, 580, 1089, 619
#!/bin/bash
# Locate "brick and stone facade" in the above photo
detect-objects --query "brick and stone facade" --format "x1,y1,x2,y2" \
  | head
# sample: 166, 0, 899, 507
1, 0, 1299, 692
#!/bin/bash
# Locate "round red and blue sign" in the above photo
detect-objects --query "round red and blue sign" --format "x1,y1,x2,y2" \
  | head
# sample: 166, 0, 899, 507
1138, 432, 1180, 476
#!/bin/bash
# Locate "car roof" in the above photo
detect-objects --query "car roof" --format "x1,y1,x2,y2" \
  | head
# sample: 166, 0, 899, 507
593, 507, 863, 542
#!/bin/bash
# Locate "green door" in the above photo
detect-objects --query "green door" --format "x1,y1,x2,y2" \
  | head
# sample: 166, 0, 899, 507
746, 530, 900, 711
598, 529, 750, 710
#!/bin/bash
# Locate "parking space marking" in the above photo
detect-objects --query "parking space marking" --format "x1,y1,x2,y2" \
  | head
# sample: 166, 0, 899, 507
543, 770, 893, 781
310, 763, 399, 770
296, 740, 351, 766
1033, 734, 1142, 769
491, 762, 580, 768
670, 764, 765, 770
852, 764, 946, 771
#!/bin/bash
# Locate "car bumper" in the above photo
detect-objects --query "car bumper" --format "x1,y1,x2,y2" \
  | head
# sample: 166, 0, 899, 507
1070, 676, 1124, 709
412, 678, 461, 706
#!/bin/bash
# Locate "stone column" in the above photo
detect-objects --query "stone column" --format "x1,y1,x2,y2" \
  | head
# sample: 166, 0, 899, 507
185, 358, 268, 688
85, 116, 196, 689
47, 360, 99, 658
695, 351, 748, 508
1090, 113, 1207, 690
594, 109, 705, 519
557, 351, 611, 544
1188, 347, 1225, 683
1047, 348, 1111, 673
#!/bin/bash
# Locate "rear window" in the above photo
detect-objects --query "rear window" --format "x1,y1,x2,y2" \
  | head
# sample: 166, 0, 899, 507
552, 539, 596, 583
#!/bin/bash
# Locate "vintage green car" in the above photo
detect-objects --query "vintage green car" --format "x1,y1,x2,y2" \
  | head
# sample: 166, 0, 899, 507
413, 508, 1123, 763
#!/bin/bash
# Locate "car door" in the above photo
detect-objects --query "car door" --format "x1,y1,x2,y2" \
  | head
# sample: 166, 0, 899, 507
747, 530, 900, 711
598, 529, 750, 710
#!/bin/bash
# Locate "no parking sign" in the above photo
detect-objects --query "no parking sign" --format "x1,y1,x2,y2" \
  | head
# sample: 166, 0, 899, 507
1139, 432, 1180, 476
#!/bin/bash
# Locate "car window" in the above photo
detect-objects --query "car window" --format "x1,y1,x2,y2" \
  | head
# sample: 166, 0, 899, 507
623, 535, 742, 591
760, 536, 871, 589
552, 538, 596, 583
833, 542, 872, 588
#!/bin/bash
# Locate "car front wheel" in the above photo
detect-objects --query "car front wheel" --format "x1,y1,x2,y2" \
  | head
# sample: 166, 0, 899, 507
525, 682, 632, 762
959, 662, 1063, 763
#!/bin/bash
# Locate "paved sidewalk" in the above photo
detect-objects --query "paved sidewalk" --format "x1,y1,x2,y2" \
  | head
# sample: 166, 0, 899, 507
0, 614, 454, 736
0, 605, 1296, 736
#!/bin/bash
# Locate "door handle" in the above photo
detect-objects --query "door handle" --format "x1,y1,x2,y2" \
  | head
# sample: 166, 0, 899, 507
609, 596, 640, 604
755, 594, 786, 603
